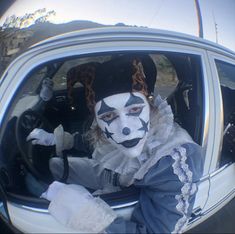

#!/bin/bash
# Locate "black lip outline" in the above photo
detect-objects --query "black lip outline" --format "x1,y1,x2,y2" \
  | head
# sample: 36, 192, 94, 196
118, 138, 142, 148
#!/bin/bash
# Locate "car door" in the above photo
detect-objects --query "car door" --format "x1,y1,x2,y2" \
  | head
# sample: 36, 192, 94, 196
0, 28, 210, 232
202, 51, 235, 217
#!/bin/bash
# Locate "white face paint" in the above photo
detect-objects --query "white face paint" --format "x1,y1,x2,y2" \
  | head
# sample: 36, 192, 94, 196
95, 92, 150, 158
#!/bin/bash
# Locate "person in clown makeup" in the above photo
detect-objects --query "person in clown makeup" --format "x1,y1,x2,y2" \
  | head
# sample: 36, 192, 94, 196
27, 54, 203, 233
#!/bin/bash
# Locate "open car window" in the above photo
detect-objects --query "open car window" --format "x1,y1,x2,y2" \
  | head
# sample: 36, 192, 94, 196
0, 51, 204, 201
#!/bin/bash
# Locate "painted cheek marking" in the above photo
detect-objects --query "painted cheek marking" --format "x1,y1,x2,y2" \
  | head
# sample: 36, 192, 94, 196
138, 118, 149, 133
103, 127, 114, 139
103, 128, 120, 145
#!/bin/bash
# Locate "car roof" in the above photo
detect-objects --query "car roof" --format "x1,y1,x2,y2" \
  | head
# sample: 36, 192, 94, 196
30, 26, 235, 58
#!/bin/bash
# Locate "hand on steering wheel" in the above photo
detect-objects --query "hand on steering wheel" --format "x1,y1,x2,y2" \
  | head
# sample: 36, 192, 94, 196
16, 109, 54, 183
27, 128, 55, 146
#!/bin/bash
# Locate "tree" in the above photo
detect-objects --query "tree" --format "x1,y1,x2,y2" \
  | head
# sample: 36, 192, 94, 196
1, 8, 56, 30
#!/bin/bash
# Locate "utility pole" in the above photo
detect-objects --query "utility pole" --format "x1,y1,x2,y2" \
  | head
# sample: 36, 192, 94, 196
212, 11, 218, 43
194, 0, 203, 38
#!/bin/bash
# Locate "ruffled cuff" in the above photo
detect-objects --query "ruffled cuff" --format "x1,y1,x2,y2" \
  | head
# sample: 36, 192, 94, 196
48, 184, 117, 233
53, 125, 74, 156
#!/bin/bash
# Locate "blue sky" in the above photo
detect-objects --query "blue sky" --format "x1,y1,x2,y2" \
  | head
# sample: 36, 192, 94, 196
0, 0, 234, 52
199, 0, 235, 51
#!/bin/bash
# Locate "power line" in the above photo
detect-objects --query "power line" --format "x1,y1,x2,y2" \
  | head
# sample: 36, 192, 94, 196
149, 0, 164, 27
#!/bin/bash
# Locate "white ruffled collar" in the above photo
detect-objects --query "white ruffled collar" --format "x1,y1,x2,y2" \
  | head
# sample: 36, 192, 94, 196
92, 95, 192, 178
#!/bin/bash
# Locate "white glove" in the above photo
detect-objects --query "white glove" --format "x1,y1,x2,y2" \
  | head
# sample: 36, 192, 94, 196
40, 78, 53, 101
40, 181, 92, 202
26, 128, 56, 146
40, 181, 66, 201
42, 181, 117, 232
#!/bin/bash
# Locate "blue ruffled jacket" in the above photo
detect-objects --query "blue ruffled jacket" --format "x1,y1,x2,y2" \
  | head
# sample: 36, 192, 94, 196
48, 96, 204, 233
106, 143, 203, 233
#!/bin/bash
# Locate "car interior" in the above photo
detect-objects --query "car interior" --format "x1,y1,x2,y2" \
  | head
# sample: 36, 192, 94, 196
216, 60, 235, 166
0, 51, 204, 208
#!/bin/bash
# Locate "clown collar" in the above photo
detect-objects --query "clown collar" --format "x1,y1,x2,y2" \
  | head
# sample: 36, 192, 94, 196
92, 95, 193, 178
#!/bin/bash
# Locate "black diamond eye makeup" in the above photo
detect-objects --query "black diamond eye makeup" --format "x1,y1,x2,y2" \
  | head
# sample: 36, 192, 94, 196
97, 100, 115, 115
125, 93, 145, 107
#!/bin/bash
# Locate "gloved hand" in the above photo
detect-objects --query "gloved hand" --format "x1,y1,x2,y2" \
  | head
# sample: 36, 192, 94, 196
41, 181, 117, 232
41, 181, 67, 201
40, 78, 53, 101
26, 128, 56, 146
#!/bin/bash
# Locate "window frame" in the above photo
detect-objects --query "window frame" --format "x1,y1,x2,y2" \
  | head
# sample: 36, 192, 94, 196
0, 30, 213, 225
208, 51, 235, 171
0, 30, 211, 174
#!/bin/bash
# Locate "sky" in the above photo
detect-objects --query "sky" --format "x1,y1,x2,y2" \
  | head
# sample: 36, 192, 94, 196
0, 0, 234, 52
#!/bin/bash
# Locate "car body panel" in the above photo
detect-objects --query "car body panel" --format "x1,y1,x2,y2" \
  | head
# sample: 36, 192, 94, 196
0, 27, 235, 232
203, 50, 235, 216
205, 164, 235, 212
7, 202, 78, 233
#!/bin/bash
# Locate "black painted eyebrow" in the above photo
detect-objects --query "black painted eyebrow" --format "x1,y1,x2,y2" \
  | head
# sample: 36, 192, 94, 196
125, 93, 145, 107
97, 100, 116, 115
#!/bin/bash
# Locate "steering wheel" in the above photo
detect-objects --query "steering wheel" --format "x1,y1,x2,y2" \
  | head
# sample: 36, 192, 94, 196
15, 109, 54, 183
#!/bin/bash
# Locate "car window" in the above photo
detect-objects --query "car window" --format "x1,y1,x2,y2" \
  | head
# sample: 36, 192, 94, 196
52, 54, 179, 96
53, 56, 112, 91
0, 51, 204, 197
215, 60, 235, 167
20, 66, 48, 95
152, 54, 178, 98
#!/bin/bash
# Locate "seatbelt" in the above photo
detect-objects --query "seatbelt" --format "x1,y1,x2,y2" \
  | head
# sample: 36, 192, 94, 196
59, 150, 69, 183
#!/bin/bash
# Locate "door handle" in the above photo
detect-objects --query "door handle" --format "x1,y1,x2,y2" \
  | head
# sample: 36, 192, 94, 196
189, 207, 202, 223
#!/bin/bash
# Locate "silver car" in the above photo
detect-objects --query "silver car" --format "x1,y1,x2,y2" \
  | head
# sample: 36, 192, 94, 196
0, 1, 235, 233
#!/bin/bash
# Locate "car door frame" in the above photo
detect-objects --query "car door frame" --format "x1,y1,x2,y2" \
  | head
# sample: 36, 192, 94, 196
200, 50, 235, 219
0, 27, 213, 232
